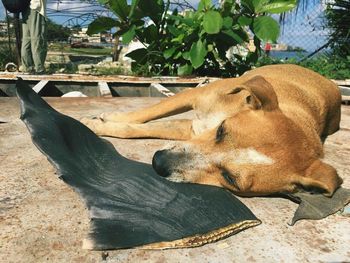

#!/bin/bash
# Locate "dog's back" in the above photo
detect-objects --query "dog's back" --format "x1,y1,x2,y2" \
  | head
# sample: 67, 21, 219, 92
244, 64, 341, 141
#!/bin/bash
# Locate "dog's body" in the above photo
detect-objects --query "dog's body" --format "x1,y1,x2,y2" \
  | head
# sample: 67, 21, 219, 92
82, 64, 343, 196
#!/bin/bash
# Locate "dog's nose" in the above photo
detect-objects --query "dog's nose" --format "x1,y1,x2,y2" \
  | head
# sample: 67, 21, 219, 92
152, 150, 172, 178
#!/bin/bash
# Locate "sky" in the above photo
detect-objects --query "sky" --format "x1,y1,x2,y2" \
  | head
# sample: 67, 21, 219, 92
0, 0, 329, 52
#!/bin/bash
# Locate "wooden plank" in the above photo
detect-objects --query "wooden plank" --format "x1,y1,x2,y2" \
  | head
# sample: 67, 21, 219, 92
98, 81, 112, 97
333, 80, 350, 86
0, 72, 211, 84
32, 80, 49, 93
342, 95, 350, 105
150, 83, 175, 97
61, 91, 87, 97
339, 86, 350, 96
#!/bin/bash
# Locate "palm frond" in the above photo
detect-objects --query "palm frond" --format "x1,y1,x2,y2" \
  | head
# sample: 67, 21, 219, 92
279, 0, 320, 25
325, 0, 350, 56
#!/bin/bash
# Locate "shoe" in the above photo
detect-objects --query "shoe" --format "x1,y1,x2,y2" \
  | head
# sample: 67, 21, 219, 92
18, 65, 34, 74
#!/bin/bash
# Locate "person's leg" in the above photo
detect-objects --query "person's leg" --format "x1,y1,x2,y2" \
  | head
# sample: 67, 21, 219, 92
29, 10, 47, 73
20, 9, 34, 72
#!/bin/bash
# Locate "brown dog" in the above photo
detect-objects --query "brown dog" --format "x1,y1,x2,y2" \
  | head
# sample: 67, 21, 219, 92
82, 64, 343, 196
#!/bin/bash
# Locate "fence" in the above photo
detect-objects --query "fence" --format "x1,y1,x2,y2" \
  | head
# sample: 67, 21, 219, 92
274, 1, 332, 60
1, 1, 335, 63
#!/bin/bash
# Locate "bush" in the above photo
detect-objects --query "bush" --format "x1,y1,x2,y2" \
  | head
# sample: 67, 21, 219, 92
88, 0, 297, 77
257, 55, 350, 80
47, 19, 71, 42
299, 55, 350, 80
0, 43, 17, 70
325, 0, 350, 57
46, 62, 78, 74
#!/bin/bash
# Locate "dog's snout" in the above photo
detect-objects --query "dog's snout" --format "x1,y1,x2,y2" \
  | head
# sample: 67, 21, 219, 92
152, 150, 172, 178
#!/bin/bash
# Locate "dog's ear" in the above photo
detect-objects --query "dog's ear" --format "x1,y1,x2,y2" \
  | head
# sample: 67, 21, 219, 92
229, 76, 279, 111
296, 160, 343, 197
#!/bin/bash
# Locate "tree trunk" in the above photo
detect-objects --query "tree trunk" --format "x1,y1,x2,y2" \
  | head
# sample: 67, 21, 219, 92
112, 36, 122, 62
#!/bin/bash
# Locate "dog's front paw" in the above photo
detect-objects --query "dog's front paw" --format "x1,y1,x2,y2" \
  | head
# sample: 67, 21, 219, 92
100, 112, 128, 122
100, 112, 144, 124
80, 117, 104, 135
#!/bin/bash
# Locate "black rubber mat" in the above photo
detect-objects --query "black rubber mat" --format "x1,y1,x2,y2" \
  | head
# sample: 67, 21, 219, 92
16, 79, 260, 250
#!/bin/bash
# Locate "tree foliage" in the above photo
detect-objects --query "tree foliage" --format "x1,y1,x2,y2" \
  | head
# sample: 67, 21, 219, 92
88, 0, 297, 76
0, 44, 17, 70
325, 0, 350, 57
46, 19, 71, 42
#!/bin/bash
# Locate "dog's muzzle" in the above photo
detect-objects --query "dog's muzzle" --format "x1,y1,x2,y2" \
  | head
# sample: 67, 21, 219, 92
152, 149, 190, 178
152, 150, 174, 177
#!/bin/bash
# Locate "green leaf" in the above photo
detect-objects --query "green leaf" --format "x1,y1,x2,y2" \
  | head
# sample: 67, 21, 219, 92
126, 48, 147, 62
222, 0, 234, 13
223, 29, 244, 44
163, 47, 177, 59
122, 25, 136, 44
173, 51, 182, 59
256, 0, 297, 14
182, 51, 190, 60
203, 11, 223, 34
190, 40, 208, 69
87, 17, 118, 35
222, 17, 233, 29
241, 0, 255, 11
198, 0, 212, 11
144, 24, 158, 43
168, 25, 182, 36
255, 0, 297, 13
109, 0, 130, 21
171, 34, 185, 43
138, 0, 164, 24
129, 0, 140, 17
178, 64, 193, 76
242, 0, 296, 14
252, 0, 267, 10
238, 16, 253, 27
168, 15, 195, 26
184, 10, 196, 20
253, 16, 280, 43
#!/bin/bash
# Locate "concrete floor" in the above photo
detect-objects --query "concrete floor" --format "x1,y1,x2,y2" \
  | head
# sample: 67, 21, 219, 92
0, 97, 349, 263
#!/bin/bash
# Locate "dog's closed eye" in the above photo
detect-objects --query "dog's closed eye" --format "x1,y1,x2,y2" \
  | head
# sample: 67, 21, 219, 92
216, 121, 226, 143
221, 169, 240, 190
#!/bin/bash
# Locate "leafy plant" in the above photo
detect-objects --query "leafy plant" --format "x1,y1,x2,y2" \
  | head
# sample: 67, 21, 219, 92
299, 55, 350, 80
0, 42, 17, 70
88, 0, 297, 76
46, 19, 71, 42
257, 54, 350, 80
325, 0, 350, 57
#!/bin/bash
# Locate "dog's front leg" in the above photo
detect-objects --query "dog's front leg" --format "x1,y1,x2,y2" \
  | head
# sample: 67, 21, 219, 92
81, 118, 194, 140
100, 88, 200, 123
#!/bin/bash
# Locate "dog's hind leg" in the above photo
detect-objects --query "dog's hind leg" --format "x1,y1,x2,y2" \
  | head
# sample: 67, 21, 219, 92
321, 101, 341, 144
100, 88, 200, 123
81, 118, 194, 140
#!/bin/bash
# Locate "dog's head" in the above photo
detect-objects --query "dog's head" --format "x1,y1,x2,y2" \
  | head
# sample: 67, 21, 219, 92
152, 76, 342, 196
